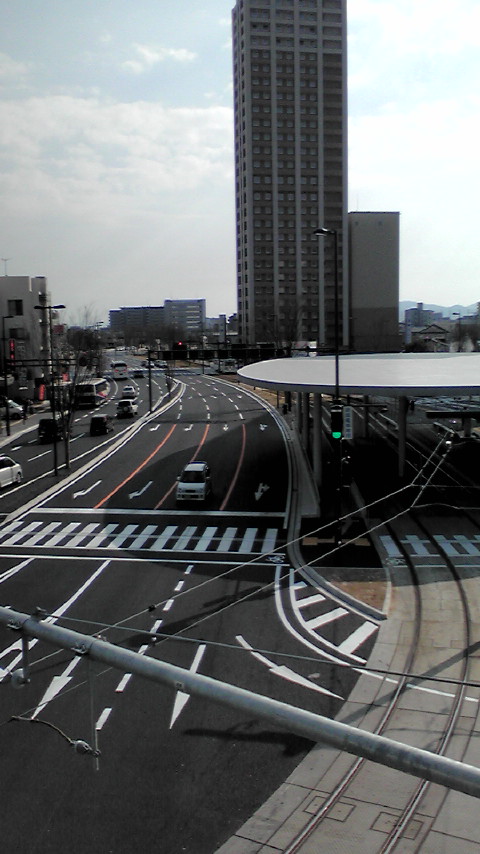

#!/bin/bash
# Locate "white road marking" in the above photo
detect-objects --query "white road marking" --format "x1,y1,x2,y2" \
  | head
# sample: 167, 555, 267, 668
255, 483, 269, 501
0, 561, 110, 680
0, 557, 34, 584
338, 622, 378, 655
261, 528, 277, 553
116, 673, 132, 693
194, 526, 217, 551
236, 636, 342, 699
31, 657, 81, 719
238, 528, 257, 553
96, 707, 112, 731
217, 528, 237, 551
129, 481, 153, 499
129, 525, 157, 549
170, 644, 206, 728
73, 480, 101, 499
304, 608, 348, 630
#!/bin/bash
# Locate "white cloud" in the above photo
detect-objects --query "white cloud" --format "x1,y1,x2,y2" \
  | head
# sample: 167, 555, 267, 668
122, 43, 196, 74
0, 52, 30, 87
0, 95, 232, 218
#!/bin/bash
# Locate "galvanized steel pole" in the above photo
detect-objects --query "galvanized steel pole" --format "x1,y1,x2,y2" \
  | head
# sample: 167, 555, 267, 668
2, 605, 480, 799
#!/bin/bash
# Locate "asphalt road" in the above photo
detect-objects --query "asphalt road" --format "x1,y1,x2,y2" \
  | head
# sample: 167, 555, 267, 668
0, 373, 375, 853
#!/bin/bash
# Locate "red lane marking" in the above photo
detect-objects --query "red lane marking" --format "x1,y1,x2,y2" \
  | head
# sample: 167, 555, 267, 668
219, 422, 246, 511
94, 423, 177, 508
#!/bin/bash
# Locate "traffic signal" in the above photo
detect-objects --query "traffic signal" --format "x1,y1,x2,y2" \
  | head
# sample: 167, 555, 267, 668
330, 404, 343, 440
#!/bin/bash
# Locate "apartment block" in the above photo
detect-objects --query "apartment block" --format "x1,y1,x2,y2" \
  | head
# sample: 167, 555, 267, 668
232, 0, 348, 348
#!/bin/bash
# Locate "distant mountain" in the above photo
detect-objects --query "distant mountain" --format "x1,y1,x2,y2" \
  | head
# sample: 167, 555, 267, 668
399, 301, 478, 320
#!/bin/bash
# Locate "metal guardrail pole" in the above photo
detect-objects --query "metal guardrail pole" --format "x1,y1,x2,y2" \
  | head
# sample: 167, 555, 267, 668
2, 604, 480, 798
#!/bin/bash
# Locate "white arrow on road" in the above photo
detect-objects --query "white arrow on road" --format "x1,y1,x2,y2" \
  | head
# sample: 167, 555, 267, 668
255, 483, 269, 501
129, 481, 153, 499
259, 423, 268, 431
31, 657, 81, 719
236, 636, 342, 699
223, 424, 229, 431
73, 480, 101, 499
170, 644, 206, 728
184, 424, 193, 431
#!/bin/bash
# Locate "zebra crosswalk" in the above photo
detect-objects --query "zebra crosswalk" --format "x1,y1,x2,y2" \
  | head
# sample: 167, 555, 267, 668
0, 516, 281, 557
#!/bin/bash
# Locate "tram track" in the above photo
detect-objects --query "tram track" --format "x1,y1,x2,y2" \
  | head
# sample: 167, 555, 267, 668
282, 504, 477, 853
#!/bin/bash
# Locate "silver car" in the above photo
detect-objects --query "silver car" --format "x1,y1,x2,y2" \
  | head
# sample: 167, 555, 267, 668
0, 455, 22, 488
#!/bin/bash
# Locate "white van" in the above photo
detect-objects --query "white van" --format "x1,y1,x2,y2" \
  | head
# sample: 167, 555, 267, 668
176, 462, 212, 503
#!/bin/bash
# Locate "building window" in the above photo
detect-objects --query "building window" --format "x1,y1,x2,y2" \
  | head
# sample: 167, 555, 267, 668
7, 299, 23, 316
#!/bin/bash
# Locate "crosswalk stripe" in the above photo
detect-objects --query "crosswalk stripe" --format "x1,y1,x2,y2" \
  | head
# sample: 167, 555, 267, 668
173, 526, 197, 551
297, 593, 326, 609
0, 520, 282, 556
195, 526, 218, 551
304, 607, 347, 629
150, 525, 178, 550
238, 528, 257, 553
21, 521, 63, 547
69, 523, 100, 547
48, 522, 82, 547
129, 525, 158, 550
261, 528, 278, 553
217, 527, 237, 551
337, 621, 378, 655
109, 525, 138, 548
1, 521, 44, 546
88, 524, 120, 549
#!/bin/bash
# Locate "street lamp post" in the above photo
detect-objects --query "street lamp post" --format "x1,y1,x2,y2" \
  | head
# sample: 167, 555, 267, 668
313, 227, 342, 544
2, 315, 13, 436
452, 312, 462, 352
34, 303, 66, 476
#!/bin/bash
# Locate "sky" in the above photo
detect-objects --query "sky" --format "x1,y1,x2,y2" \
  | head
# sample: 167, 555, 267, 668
0, 1, 479, 328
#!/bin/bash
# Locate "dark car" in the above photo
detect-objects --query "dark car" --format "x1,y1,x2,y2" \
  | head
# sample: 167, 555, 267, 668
89, 414, 114, 436
38, 417, 64, 443
133, 369, 144, 378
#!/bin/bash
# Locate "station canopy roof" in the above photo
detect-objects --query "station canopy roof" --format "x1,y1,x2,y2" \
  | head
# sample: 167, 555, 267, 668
238, 353, 480, 399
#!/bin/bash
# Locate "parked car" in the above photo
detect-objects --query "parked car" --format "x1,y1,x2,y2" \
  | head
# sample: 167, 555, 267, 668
0, 455, 22, 488
116, 400, 138, 418
175, 461, 212, 503
89, 414, 114, 436
38, 417, 64, 443
0, 400, 23, 420
121, 385, 136, 399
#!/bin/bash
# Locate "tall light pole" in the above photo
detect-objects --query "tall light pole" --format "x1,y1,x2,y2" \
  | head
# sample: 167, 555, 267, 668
313, 227, 340, 400
34, 303, 66, 476
452, 312, 461, 352
313, 227, 342, 545
2, 315, 13, 436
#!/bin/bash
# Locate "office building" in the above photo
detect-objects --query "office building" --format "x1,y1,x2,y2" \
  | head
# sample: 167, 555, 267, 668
348, 212, 400, 352
163, 299, 206, 339
232, 0, 348, 348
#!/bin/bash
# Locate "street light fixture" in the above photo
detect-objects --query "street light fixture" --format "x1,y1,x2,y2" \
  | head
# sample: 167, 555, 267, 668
2, 315, 13, 436
34, 303, 66, 475
313, 227, 342, 545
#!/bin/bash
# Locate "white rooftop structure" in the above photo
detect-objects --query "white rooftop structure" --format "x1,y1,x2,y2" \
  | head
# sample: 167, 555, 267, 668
238, 353, 480, 398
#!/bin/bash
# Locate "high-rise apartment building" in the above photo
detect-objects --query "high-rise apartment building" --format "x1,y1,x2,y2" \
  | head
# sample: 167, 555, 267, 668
232, 0, 348, 348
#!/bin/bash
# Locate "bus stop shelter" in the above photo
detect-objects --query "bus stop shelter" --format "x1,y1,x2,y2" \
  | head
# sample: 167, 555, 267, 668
238, 352, 480, 483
